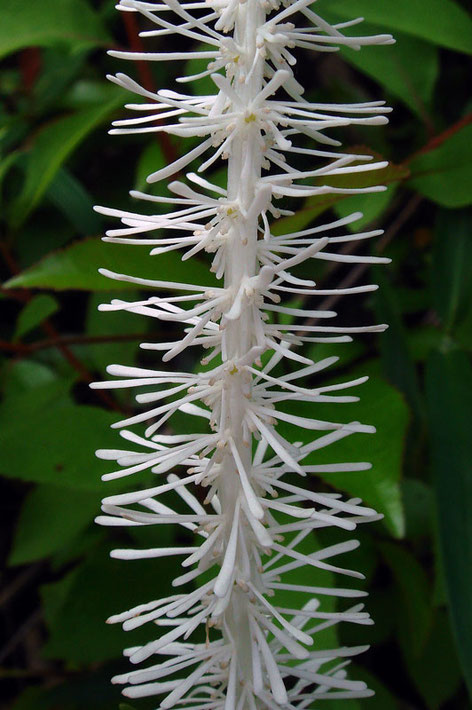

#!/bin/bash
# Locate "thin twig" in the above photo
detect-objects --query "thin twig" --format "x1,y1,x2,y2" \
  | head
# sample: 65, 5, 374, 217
122, 11, 177, 165
0, 243, 122, 412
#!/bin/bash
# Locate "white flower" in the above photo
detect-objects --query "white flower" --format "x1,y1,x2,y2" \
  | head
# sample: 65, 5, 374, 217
92, 0, 393, 706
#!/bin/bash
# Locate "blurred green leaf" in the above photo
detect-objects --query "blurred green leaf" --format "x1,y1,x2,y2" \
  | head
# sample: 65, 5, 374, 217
308, 339, 366, 371
63, 78, 126, 109
135, 141, 166, 194
315, 0, 472, 54
268, 526, 338, 651
9, 93, 124, 227
11, 676, 123, 710
9, 688, 45, 710
278, 370, 408, 537
14, 293, 59, 340
13, 215, 74, 269
393, 286, 430, 315
354, 665, 399, 710
51, 526, 105, 571
47, 167, 101, 235
0, 0, 110, 60
454, 308, 472, 352
379, 542, 432, 657
1, 360, 58, 396
374, 272, 423, 418
432, 209, 472, 331
4, 237, 216, 291
0, 149, 20, 201
1, 1, 471, 706
340, 29, 439, 116
86, 291, 141, 377
185, 44, 219, 95
426, 349, 472, 699
408, 123, 472, 208
32, 48, 88, 114
273, 151, 408, 236
407, 326, 443, 363
41, 544, 181, 664
0, 381, 118, 490
322, 700, 362, 710
349, 586, 395, 647
402, 478, 433, 540
401, 608, 463, 709
9, 484, 97, 565
333, 186, 396, 232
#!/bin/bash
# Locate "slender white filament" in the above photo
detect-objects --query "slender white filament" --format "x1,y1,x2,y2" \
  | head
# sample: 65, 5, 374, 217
93, 0, 393, 707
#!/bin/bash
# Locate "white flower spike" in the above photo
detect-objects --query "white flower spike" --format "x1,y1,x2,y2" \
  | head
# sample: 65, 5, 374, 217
93, 0, 394, 706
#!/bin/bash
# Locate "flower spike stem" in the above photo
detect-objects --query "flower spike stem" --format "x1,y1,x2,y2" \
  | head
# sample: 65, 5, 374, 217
93, 0, 394, 707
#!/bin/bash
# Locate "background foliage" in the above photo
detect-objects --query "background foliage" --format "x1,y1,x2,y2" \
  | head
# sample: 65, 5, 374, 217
1, 0, 471, 708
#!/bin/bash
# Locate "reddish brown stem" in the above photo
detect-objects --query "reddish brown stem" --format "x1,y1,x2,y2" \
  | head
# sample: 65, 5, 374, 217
19, 48, 42, 94
122, 11, 177, 165
0, 244, 122, 412
409, 112, 472, 162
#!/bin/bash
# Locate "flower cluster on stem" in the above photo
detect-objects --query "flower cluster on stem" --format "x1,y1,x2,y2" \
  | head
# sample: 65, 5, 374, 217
92, 0, 394, 707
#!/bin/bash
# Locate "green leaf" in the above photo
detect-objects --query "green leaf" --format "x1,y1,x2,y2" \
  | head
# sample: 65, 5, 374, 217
9, 484, 97, 565
426, 349, 472, 699
86, 290, 141, 377
432, 209, 472, 331
272, 150, 408, 236
333, 185, 396, 231
10, 676, 123, 710
0, 0, 110, 60
1, 360, 58, 397
32, 48, 88, 114
41, 544, 182, 664
9, 93, 124, 227
315, 0, 472, 55
9, 688, 50, 710
4, 237, 216, 291
407, 326, 443, 363
455, 307, 472, 352
0, 382, 118, 490
379, 542, 432, 657
307, 339, 366, 371
269, 527, 338, 651
354, 665, 400, 710
14, 293, 59, 340
50, 527, 105, 572
339, 28, 439, 116
373, 272, 424, 418
47, 167, 101, 235
278, 369, 408, 537
135, 141, 166, 194
185, 44, 220, 95
400, 607, 463, 709
0, 149, 20, 202
408, 123, 472, 208
322, 701, 361, 710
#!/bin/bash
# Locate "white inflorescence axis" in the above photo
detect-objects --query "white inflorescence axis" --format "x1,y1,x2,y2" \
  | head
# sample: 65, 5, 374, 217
92, 0, 394, 707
